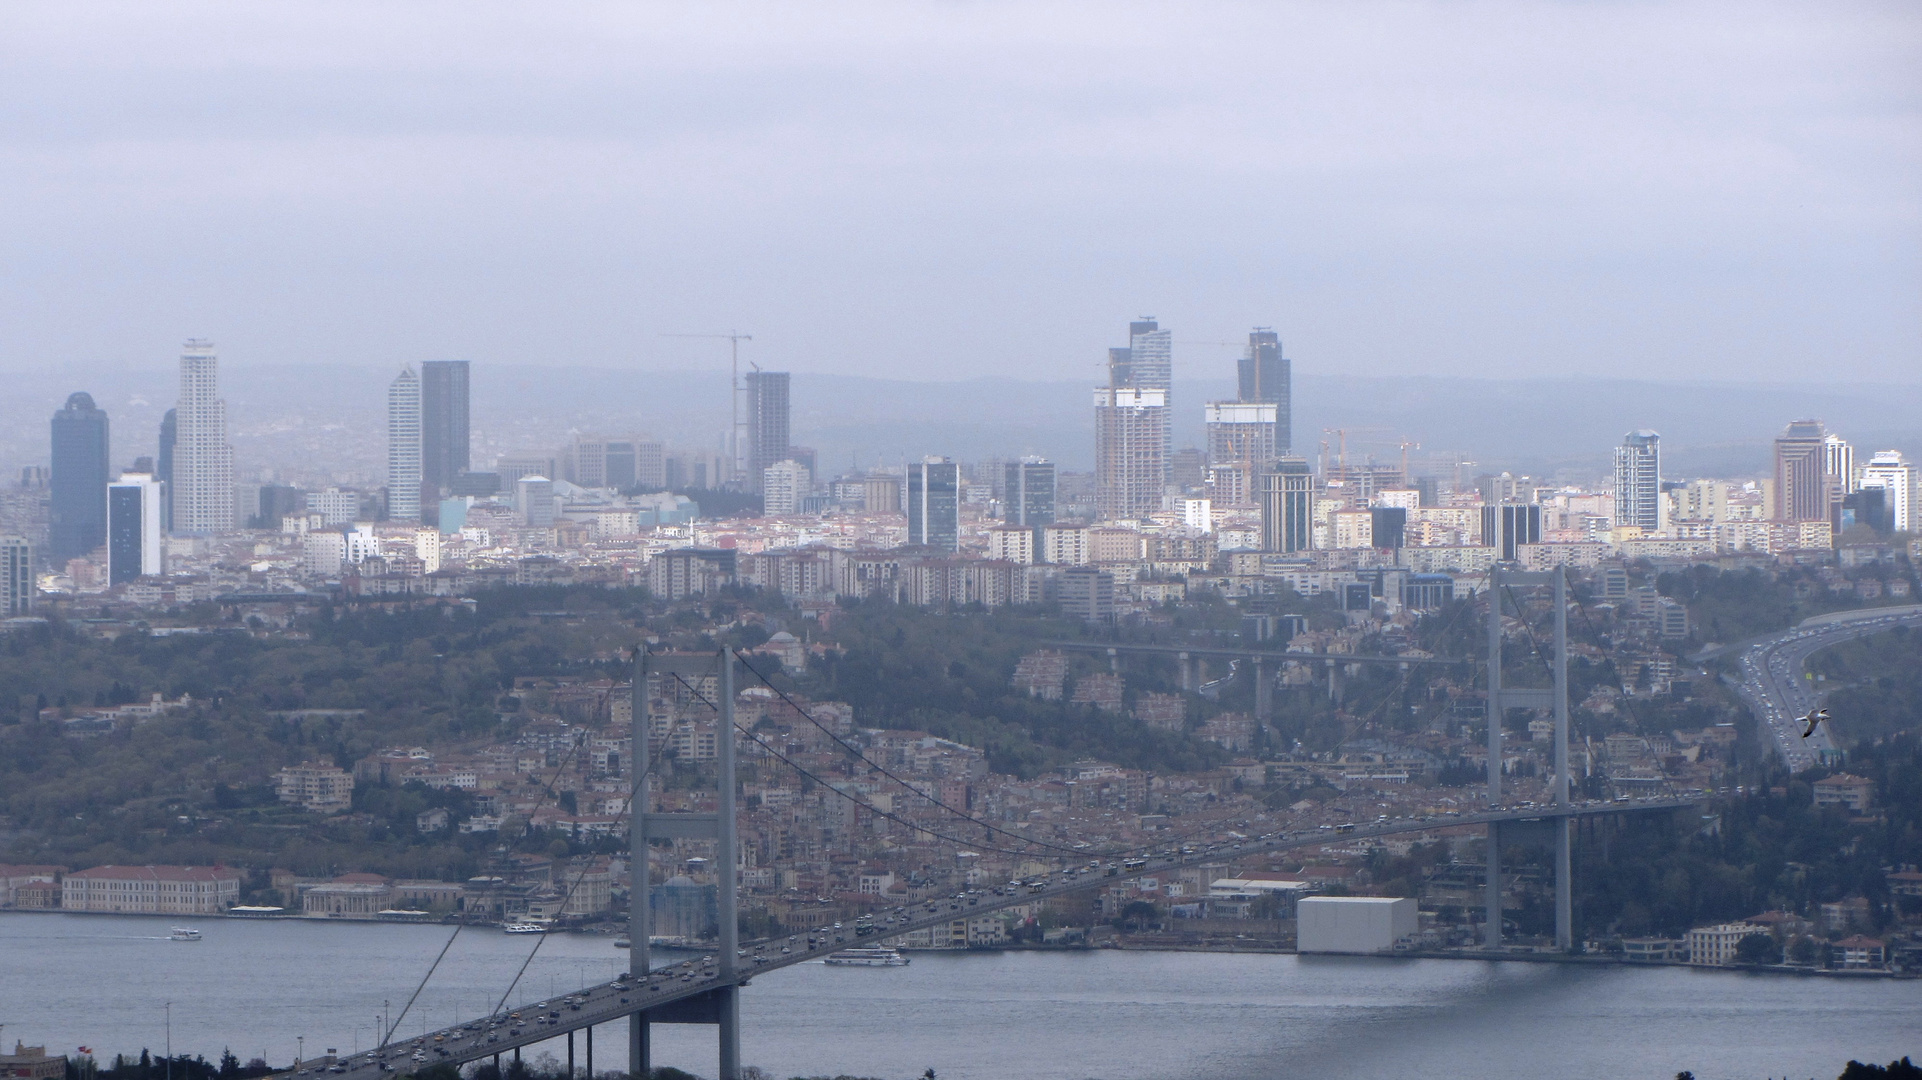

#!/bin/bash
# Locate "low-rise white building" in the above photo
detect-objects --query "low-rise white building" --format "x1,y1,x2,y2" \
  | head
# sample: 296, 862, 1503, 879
275, 762, 355, 813
1684, 922, 1762, 966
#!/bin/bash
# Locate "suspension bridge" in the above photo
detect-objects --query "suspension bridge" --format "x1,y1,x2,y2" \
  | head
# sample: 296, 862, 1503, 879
284, 568, 1706, 1080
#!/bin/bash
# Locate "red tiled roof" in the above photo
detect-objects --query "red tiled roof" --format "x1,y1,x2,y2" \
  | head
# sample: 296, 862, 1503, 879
67, 865, 235, 881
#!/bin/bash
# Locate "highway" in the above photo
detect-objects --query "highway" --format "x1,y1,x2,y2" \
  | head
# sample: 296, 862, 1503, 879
284, 795, 1702, 1080
1712, 604, 1922, 772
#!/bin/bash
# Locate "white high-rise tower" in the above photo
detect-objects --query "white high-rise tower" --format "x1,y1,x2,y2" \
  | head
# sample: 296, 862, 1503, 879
170, 340, 234, 535
1613, 429, 1662, 532
387, 366, 423, 522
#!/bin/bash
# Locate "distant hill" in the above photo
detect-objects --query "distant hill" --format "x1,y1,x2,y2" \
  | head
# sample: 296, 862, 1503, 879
3, 362, 1917, 485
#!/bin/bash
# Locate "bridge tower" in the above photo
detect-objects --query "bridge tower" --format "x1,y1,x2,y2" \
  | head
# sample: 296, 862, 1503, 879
1483, 567, 1573, 952
629, 649, 745, 1079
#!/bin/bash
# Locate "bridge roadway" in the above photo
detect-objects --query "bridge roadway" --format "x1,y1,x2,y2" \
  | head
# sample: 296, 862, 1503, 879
295, 795, 1702, 1080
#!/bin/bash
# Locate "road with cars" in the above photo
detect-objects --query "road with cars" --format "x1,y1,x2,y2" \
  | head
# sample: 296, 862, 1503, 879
286, 795, 1703, 1080
1709, 604, 1922, 773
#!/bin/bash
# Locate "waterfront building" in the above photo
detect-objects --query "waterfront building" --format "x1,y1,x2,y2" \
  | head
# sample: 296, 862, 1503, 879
1258, 457, 1313, 553
419, 360, 470, 497
60, 864, 241, 914
49, 391, 110, 562
301, 876, 394, 919
170, 341, 235, 535
0, 537, 31, 615
1684, 922, 1763, 966
387, 366, 422, 522
1773, 420, 1829, 523
1613, 429, 1661, 532
907, 457, 960, 551
1297, 896, 1418, 954
107, 473, 166, 584
744, 370, 791, 492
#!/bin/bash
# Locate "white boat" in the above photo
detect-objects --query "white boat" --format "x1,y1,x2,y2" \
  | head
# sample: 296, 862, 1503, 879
824, 947, 908, 967
502, 923, 550, 934
169, 927, 202, 941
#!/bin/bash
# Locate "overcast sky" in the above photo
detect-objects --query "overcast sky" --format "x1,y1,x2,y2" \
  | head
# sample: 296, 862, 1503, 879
2, 2, 1917, 385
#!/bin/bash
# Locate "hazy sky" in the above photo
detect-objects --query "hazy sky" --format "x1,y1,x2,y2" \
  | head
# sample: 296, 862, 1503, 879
3, 2, 1917, 384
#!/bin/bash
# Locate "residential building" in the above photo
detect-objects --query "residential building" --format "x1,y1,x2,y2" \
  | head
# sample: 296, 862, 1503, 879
744, 370, 791, 492
276, 762, 356, 812
60, 864, 240, 914
763, 460, 811, 516
170, 340, 235, 535
1614, 429, 1661, 532
1858, 451, 1914, 533
1205, 401, 1278, 507
649, 548, 736, 599
50, 391, 110, 562
107, 473, 166, 584
1684, 922, 1762, 966
1773, 420, 1829, 524
1042, 523, 1091, 565
864, 473, 902, 514
1057, 565, 1113, 620
1829, 935, 1887, 969
517, 475, 555, 528
987, 525, 1036, 564
0, 537, 31, 615
1238, 327, 1290, 452
1259, 457, 1313, 553
907, 457, 960, 551
1812, 773, 1873, 813
387, 366, 422, 522
419, 359, 470, 496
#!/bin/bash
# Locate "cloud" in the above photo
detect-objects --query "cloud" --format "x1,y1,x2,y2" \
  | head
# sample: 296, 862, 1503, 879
0, 1, 1916, 383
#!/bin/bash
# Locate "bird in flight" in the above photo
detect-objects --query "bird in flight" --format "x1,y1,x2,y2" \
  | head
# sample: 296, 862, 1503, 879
1798, 708, 1831, 739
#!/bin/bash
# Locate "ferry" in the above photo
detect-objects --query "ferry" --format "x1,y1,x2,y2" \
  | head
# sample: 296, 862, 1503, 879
502, 923, 550, 935
169, 927, 202, 941
823, 947, 909, 967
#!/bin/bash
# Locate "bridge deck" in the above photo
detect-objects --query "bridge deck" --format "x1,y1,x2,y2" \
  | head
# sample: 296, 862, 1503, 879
290, 795, 1701, 1080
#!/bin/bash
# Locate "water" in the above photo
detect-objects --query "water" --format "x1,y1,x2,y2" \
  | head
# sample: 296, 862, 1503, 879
4, 912, 1917, 1080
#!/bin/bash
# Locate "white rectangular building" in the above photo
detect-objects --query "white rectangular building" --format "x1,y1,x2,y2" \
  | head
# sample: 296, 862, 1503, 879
1296, 896, 1418, 954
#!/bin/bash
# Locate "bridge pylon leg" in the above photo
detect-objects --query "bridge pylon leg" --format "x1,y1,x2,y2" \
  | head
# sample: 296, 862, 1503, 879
1555, 816, 1572, 952
1484, 820, 1501, 949
629, 1013, 649, 1079
717, 984, 740, 1080
567, 1030, 575, 1080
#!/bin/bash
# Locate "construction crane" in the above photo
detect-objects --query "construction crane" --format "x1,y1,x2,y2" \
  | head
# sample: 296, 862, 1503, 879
662, 331, 753, 482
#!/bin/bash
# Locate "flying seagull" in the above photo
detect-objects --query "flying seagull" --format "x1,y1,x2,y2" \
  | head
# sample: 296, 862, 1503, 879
1798, 708, 1831, 739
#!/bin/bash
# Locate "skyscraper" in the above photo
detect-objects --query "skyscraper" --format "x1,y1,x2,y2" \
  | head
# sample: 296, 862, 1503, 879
0, 536, 31, 615
906, 457, 960, 551
170, 340, 234, 535
1860, 450, 1914, 533
1125, 318, 1172, 391
108, 473, 165, 584
1204, 401, 1279, 507
1094, 387, 1168, 520
387, 366, 423, 522
419, 360, 470, 494
1614, 429, 1662, 532
1238, 328, 1291, 452
1481, 504, 1543, 562
744, 370, 791, 492
1259, 457, 1313, 553
1773, 420, 1828, 523
1004, 458, 1056, 530
50, 392, 110, 562
156, 408, 176, 533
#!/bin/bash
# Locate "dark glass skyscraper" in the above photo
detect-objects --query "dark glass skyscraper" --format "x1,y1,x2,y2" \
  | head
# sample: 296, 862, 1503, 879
157, 408, 176, 533
1238, 328, 1291, 453
420, 360, 470, 494
744, 370, 791, 492
907, 457, 960, 551
1003, 458, 1056, 529
50, 392, 110, 562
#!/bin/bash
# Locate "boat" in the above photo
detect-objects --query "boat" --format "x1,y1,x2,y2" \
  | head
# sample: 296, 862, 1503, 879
169, 927, 202, 941
824, 947, 908, 967
613, 936, 631, 949
502, 923, 550, 934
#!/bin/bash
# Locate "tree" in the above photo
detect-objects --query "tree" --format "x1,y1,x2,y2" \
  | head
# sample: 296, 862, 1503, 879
1733, 932, 1781, 965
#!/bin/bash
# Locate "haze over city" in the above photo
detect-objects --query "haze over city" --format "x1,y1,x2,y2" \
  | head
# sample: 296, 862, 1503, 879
3, 6, 1922, 1080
